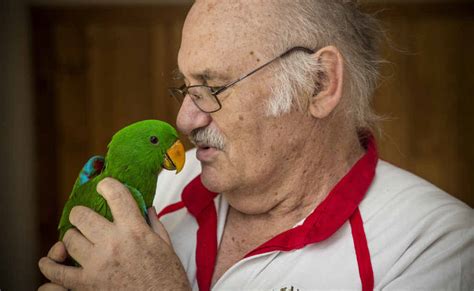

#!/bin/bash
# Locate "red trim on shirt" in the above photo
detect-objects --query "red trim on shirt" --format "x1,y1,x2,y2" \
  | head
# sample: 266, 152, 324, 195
350, 207, 374, 291
174, 135, 378, 291
182, 176, 219, 291
157, 201, 185, 219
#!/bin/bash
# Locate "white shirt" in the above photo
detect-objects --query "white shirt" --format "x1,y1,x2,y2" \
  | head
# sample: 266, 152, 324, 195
154, 140, 473, 291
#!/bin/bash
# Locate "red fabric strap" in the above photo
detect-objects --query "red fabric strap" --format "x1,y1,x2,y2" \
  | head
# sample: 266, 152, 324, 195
350, 207, 374, 291
157, 201, 185, 219
182, 176, 219, 291
194, 202, 218, 291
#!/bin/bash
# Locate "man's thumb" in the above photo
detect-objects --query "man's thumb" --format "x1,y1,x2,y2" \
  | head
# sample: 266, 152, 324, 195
147, 207, 172, 246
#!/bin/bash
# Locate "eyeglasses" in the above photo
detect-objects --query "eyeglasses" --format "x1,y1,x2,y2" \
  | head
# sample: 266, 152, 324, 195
168, 46, 315, 113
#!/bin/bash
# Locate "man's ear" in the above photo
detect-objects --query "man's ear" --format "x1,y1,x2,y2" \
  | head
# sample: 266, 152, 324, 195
308, 46, 344, 119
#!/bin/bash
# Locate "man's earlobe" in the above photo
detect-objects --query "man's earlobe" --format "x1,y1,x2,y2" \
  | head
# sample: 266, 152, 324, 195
308, 46, 344, 119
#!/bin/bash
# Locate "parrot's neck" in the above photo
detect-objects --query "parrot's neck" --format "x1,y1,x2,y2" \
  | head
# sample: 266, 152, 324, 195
105, 165, 158, 207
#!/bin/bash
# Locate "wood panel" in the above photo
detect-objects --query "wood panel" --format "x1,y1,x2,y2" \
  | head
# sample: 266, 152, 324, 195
87, 24, 153, 151
54, 24, 90, 215
372, 5, 474, 206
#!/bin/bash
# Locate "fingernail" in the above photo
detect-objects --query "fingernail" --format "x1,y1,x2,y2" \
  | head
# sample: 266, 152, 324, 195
38, 257, 46, 269
96, 178, 112, 194
148, 206, 157, 216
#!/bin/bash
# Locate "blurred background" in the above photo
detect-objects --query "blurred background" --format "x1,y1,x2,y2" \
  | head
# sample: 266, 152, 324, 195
0, 0, 473, 289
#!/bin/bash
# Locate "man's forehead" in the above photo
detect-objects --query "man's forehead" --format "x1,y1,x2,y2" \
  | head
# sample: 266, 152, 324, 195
178, 0, 277, 81
192, 0, 260, 17
186, 0, 276, 33
182, 2, 265, 50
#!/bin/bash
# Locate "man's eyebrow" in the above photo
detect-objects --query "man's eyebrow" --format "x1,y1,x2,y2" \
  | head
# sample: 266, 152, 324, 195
172, 68, 185, 81
174, 68, 230, 84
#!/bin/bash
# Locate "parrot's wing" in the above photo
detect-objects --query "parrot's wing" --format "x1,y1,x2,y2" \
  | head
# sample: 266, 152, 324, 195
58, 181, 110, 240
59, 155, 106, 240
71, 155, 105, 193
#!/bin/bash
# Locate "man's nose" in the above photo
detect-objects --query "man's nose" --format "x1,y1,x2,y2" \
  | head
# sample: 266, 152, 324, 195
176, 96, 212, 135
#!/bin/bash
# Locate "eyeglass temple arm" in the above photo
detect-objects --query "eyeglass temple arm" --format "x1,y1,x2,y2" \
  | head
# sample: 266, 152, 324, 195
215, 47, 315, 94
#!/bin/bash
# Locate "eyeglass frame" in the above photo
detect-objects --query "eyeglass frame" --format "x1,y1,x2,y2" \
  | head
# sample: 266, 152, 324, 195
168, 46, 315, 113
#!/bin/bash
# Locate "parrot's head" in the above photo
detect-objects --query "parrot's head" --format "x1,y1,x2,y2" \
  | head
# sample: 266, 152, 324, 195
107, 120, 185, 175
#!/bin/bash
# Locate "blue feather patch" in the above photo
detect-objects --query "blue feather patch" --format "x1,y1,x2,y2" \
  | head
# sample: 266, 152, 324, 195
79, 156, 105, 185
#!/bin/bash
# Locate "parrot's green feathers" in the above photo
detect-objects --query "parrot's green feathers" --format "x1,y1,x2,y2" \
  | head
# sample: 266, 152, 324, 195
58, 120, 183, 241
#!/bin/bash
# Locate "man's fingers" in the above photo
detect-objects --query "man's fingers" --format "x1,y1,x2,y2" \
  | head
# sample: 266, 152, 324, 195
148, 207, 171, 246
38, 257, 82, 289
37, 282, 68, 291
62, 228, 93, 264
69, 205, 112, 243
96, 178, 143, 224
47, 241, 68, 263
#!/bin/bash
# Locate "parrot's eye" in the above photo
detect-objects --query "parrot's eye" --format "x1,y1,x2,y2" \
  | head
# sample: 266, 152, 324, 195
150, 136, 160, 145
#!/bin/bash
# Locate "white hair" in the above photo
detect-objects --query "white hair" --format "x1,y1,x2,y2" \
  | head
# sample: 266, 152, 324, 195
266, 52, 323, 116
189, 126, 226, 150
264, 0, 383, 131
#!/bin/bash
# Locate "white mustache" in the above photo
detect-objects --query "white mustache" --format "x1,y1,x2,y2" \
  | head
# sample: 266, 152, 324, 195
189, 127, 226, 150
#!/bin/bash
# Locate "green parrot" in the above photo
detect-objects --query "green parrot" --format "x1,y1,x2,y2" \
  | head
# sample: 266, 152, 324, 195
58, 119, 185, 241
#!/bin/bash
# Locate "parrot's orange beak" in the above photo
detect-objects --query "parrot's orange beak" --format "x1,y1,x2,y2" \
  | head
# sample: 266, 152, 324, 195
163, 139, 185, 174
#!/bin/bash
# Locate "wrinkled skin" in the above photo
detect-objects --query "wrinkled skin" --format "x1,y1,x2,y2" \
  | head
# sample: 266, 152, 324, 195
38, 178, 190, 290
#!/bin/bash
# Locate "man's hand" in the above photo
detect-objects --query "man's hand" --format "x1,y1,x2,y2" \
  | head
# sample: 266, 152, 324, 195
38, 178, 190, 290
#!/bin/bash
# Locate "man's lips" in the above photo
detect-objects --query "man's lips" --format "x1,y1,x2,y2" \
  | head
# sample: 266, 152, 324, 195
194, 141, 220, 150
196, 145, 219, 162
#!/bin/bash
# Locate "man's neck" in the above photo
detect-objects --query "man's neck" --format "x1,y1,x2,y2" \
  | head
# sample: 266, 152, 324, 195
223, 119, 366, 236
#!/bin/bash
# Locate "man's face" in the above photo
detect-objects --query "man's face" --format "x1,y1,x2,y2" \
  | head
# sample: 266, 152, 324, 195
176, 1, 311, 210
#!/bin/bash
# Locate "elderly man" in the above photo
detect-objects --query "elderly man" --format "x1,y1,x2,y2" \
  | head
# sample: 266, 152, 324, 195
39, 1, 473, 290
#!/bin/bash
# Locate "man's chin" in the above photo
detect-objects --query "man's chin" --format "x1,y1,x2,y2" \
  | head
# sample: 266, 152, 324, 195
200, 169, 228, 194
